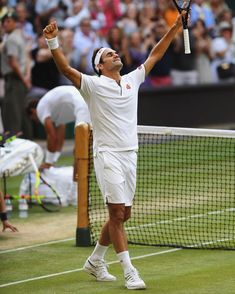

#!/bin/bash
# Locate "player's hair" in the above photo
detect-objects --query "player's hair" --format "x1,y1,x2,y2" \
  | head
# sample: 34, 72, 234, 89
25, 99, 40, 116
92, 47, 104, 76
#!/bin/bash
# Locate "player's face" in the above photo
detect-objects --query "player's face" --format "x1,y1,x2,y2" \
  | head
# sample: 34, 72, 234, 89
101, 49, 123, 72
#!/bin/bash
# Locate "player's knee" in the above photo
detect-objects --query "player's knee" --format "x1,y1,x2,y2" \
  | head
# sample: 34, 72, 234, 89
123, 206, 131, 222
124, 210, 131, 222
111, 212, 125, 224
109, 207, 125, 224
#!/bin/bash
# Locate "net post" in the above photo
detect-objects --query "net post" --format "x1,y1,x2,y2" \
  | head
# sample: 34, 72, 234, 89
75, 122, 91, 247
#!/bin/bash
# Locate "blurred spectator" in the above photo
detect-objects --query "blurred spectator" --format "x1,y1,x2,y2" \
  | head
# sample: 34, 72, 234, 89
1, 10, 32, 138
120, 0, 134, 14
192, 19, 213, 83
87, 0, 106, 31
216, 7, 233, 26
98, 0, 122, 36
219, 21, 234, 56
73, 17, 108, 74
16, 2, 37, 50
0, 0, 8, 20
106, 25, 123, 52
155, 0, 168, 20
7, 0, 16, 8
191, 0, 216, 36
34, 0, 72, 33
138, 2, 155, 38
163, 1, 179, 27
22, 0, 37, 26
127, 30, 148, 71
120, 0, 155, 13
117, 3, 138, 36
211, 21, 235, 82
30, 34, 60, 93
147, 18, 174, 87
209, 0, 230, 23
64, 0, 105, 31
170, 29, 198, 85
0, 0, 235, 94
64, 0, 90, 30
59, 28, 81, 84
106, 25, 131, 74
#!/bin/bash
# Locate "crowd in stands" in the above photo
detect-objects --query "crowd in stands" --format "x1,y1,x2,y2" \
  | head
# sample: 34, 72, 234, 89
0, 0, 235, 92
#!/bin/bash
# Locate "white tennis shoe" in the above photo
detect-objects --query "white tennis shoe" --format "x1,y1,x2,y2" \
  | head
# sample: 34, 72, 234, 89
124, 267, 146, 290
83, 257, 117, 282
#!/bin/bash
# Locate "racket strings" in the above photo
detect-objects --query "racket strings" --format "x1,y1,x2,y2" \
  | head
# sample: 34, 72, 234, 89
175, 0, 190, 9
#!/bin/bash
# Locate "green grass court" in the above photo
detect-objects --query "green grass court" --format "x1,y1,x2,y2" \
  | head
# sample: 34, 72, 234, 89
1, 235, 235, 293
1, 154, 235, 293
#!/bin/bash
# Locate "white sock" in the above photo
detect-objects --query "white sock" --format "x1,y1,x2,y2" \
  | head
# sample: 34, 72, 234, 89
89, 242, 109, 262
117, 251, 134, 274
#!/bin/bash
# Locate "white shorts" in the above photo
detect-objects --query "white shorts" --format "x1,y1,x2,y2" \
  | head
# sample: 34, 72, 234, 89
94, 150, 137, 206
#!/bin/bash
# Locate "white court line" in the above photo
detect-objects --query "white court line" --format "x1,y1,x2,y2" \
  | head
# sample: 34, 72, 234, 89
188, 238, 234, 248
0, 237, 233, 288
126, 207, 235, 231
0, 238, 75, 254
0, 248, 181, 288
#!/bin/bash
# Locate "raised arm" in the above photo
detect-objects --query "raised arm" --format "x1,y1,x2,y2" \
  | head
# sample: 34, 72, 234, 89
144, 13, 184, 76
43, 21, 82, 88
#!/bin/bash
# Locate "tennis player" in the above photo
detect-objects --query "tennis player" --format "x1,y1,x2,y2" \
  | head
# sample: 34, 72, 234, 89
26, 85, 90, 169
43, 11, 185, 290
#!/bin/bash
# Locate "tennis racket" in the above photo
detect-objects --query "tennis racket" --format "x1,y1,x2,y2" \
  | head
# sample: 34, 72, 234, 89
172, 0, 191, 54
28, 154, 62, 212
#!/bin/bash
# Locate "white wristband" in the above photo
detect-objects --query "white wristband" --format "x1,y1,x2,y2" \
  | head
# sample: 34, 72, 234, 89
53, 151, 61, 163
46, 37, 59, 50
45, 150, 55, 164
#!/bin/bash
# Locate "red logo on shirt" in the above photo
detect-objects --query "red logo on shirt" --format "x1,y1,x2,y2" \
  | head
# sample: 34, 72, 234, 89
126, 84, 131, 89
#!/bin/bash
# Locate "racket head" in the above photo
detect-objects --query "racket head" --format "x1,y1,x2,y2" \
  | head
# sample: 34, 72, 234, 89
172, 0, 191, 10
172, 0, 191, 29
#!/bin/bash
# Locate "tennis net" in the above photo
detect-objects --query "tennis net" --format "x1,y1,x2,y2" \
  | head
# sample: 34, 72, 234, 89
88, 126, 235, 249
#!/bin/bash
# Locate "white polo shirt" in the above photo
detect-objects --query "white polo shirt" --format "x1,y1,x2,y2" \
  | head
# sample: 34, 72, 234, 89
37, 85, 90, 126
79, 65, 145, 151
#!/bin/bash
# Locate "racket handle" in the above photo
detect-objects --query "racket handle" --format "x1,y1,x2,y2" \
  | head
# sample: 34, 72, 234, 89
183, 29, 191, 54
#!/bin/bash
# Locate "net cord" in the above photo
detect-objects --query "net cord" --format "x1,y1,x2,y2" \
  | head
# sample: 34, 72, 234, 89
137, 125, 235, 138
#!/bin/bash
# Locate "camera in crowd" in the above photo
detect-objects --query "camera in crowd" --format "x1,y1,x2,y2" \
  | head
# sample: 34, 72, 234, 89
217, 62, 235, 80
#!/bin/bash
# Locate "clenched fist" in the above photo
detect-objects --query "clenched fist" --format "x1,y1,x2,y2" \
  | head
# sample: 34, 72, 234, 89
43, 21, 59, 40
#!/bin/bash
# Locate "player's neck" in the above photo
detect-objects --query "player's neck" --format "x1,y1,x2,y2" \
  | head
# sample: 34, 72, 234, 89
103, 70, 121, 83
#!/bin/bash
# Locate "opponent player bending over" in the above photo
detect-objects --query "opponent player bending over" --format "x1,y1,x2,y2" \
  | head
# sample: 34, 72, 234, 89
26, 85, 90, 170
43, 12, 185, 290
